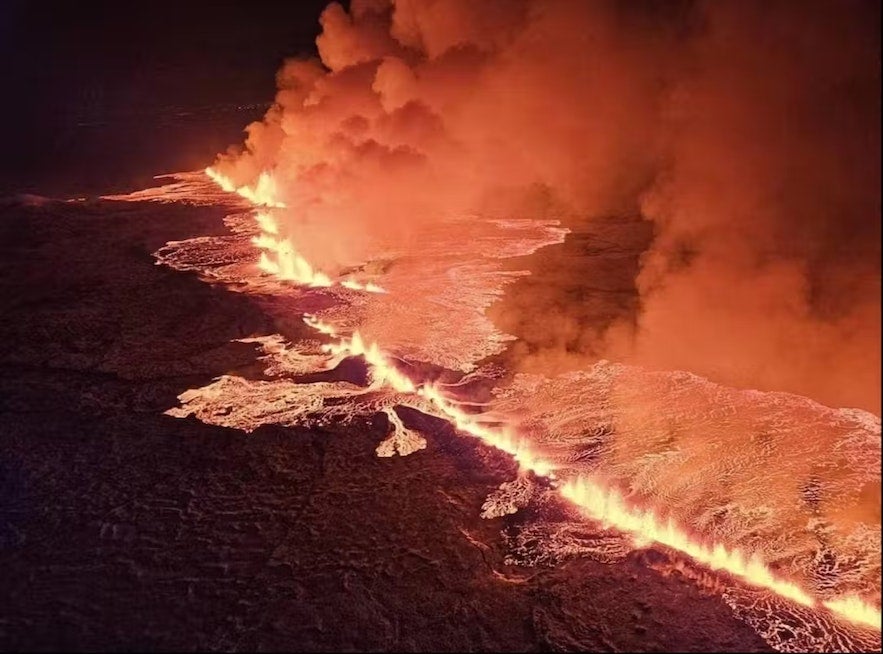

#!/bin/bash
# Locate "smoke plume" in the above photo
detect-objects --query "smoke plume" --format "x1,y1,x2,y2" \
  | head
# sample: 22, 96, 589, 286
607, 0, 881, 413
211, 0, 880, 413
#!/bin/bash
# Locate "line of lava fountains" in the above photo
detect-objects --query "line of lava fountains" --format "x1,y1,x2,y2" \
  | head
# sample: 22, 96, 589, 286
206, 168, 881, 633
206, 166, 385, 293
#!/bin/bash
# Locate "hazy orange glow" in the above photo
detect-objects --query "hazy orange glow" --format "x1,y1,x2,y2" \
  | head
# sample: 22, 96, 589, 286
204, 166, 881, 635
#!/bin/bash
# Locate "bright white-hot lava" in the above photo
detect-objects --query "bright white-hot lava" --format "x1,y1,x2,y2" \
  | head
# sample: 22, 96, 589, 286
205, 166, 286, 208
252, 229, 333, 287
164, 168, 881, 642
206, 168, 385, 293
561, 478, 816, 605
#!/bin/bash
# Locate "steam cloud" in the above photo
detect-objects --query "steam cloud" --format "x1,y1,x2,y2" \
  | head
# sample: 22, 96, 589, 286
211, 0, 881, 413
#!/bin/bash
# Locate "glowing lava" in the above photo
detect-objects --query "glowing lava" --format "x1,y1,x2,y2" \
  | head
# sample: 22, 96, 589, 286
297, 313, 881, 631
252, 228, 333, 287
205, 166, 881, 635
558, 482, 881, 631
206, 168, 385, 293
822, 595, 883, 632
561, 478, 813, 603
205, 166, 286, 208
205, 167, 332, 286
254, 211, 278, 235
301, 314, 550, 474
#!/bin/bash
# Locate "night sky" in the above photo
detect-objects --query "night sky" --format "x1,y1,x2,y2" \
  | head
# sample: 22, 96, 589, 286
0, 0, 333, 193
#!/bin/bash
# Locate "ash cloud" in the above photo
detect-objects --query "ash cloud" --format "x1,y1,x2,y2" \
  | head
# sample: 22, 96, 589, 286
211, 0, 880, 413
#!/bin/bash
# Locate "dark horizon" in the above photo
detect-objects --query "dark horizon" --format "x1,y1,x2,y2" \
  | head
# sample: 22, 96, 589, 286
0, 0, 332, 195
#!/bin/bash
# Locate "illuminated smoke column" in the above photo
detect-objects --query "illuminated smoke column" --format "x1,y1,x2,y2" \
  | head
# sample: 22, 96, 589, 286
210, 0, 879, 413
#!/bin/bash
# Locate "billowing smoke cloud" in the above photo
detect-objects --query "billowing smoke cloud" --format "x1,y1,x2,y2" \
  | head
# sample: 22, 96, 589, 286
211, 0, 880, 413
212, 0, 679, 264
604, 0, 881, 413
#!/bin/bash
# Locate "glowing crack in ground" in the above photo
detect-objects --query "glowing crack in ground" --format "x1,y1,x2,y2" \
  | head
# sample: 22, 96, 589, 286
113, 171, 880, 652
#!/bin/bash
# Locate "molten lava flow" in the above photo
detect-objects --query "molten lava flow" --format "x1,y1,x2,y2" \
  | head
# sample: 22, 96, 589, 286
823, 596, 883, 632
303, 314, 338, 337
560, 479, 882, 631
319, 324, 416, 394
205, 167, 286, 208
205, 166, 331, 286
341, 278, 387, 293
205, 168, 331, 286
204, 166, 881, 636
299, 316, 550, 472
297, 288, 883, 635
297, 312, 882, 631
561, 478, 814, 604
300, 316, 551, 472
418, 383, 554, 478
206, 168, 386, 293
203, 166, 237, 193
252, 229, 333, 287
254, 212, 278, 235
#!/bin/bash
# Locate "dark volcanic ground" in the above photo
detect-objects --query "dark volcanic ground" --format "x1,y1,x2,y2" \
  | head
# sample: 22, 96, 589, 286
0, 193, 774, 651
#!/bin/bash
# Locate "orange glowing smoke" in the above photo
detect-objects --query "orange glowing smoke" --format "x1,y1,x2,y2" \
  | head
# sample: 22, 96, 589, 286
205, 165, 881, 634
